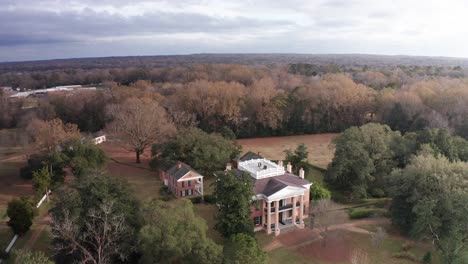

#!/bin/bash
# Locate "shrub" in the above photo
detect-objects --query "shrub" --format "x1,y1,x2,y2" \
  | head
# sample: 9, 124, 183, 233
349, 209, 373, 219
401, 242, 414, 251
190, 196, 202, 204
422, 252, 432, 264
310, 182, 331, 201
159, 186, 175, 201
370, 188, 385, 198
220, 126, 236, 140
393, 252, 417, 262
203, 194, 216, 204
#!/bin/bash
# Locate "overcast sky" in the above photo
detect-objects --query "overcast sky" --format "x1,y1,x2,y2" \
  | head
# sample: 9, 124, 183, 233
1, 0, 468, 62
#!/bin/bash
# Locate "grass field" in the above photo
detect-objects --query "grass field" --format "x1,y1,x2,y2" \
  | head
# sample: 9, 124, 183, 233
267, 229, 441, 264
237, 133, 338, 169
100, 142, 163, 202
0, 161, 32, 211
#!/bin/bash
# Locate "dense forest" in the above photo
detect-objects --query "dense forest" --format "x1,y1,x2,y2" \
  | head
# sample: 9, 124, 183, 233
1, 54, 467, 141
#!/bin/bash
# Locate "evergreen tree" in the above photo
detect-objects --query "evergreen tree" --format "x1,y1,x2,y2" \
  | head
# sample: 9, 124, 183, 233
7, 197, 34, 235
215, 171, 254, 238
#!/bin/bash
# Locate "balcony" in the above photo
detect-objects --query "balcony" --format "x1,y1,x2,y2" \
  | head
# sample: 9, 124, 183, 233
264, 202, 301, 213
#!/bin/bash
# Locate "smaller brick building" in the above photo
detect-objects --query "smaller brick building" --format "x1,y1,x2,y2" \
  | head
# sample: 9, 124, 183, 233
160, 161, 204, 198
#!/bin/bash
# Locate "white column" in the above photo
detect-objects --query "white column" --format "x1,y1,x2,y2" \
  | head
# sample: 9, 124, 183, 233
292, 196, 297, 225
299, 195, 304, 228
201, 178, 204, 198
267, 201, 272, 234
275, 200, 280, 235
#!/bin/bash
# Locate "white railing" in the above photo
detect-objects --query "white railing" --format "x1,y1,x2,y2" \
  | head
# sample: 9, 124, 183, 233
238, 159, 285, 179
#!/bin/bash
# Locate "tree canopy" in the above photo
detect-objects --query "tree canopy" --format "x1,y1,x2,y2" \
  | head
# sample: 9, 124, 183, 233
326, 123, 468, 199
50, 172, 140, 264
7, 197, 34, 235
388, 152, 468, 263
152, 127, 241, 176
215, 170, 254, 238
32, 166, 52, 200
223, 233, 267, 264
139, 199, 222, 264
26, 118, 80, 151
106, 97, 175, 163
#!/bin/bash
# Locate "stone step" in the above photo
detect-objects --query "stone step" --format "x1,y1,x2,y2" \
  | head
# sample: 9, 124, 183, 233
279, 225, 298, 234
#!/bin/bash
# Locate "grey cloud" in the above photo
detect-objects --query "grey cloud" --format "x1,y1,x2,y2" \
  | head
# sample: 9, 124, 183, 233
0, 8, 294, 46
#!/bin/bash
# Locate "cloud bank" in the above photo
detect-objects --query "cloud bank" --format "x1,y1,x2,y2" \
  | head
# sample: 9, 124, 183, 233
1, 0, 468, 61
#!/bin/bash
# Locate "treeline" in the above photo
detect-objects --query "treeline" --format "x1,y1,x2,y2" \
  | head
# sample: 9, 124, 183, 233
1, 61, 466, 90
1, 64, 468, 140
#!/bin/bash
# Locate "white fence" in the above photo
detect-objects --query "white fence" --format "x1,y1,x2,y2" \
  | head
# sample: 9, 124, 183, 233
36, 189, 51, 208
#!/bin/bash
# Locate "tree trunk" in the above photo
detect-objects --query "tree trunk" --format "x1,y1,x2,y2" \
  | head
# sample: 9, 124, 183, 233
136, 150, 141, 163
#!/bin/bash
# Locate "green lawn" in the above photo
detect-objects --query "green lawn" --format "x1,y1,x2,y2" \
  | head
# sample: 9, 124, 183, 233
277, 229, 442, 264
304, 163, 326, 183
107, 162, 163, 202
268, 248, 317, 264
255, 232, 274, 248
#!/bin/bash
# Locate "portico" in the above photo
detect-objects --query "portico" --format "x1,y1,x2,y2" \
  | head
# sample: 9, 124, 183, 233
222, 151, 312, 236
265, 194, 306, 235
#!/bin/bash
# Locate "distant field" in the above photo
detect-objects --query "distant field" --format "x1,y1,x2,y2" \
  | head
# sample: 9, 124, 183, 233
237, 133, 338, 169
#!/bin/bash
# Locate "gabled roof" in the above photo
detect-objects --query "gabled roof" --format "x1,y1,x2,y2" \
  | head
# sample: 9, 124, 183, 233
262, 179, 288, 197
239, 151, 264, 161
166, 162, 200, 180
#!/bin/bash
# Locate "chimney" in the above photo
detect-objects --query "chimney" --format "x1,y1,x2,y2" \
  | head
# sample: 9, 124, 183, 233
299, 167, 304, 179
177, 161, 182, 169
286, 162, 292, 173
226, 163, 232, 171
278, 160, 283, 167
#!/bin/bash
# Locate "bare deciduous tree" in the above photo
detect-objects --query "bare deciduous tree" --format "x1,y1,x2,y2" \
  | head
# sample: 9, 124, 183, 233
106, 98, 175, 163
51, 201, 131, 264
312, 199, 334, 247
371, 227, 388, 248
26, 118, 80, 151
